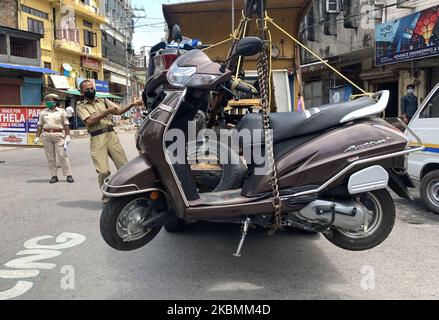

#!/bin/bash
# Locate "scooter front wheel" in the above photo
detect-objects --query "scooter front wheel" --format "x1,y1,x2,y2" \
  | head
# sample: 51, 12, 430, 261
100, 195, 163, 251
323, 189, 395, 251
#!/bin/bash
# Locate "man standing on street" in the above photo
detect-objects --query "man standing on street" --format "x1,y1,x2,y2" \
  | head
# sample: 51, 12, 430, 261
76, 79, 143, 198
65, 100, 75, 129
401, 84, 418, 124
34, 94, 74, 184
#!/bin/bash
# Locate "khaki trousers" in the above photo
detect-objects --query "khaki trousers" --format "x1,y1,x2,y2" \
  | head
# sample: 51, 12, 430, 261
90, 131, 128, 188
42, 132, 72, 177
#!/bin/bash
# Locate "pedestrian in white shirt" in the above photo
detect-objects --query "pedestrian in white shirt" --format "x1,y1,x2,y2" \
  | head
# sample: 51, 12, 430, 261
66, 105, 75, 129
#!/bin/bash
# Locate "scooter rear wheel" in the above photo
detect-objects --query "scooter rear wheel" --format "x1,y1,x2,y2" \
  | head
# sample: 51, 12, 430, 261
100, 195, 163, 251
323, 189, 395, 251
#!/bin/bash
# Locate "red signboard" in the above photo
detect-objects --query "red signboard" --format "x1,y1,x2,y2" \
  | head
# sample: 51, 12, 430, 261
0, 106, 45, 146
81, 56, 101, 70
0, 107, 27, 133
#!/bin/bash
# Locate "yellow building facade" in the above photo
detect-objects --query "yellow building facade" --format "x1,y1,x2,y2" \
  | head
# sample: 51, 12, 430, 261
17, 0, 105, 88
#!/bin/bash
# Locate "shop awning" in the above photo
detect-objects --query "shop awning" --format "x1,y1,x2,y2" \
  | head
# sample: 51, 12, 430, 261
49, 75, 71, 89
61, 89, 81, 96
96, 92, 123, 100
0, 63, 58, 74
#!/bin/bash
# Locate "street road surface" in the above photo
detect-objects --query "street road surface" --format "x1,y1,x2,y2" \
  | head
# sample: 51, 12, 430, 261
0, 132, 438, 300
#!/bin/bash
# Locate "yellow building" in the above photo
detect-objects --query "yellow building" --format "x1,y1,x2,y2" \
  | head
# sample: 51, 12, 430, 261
17, 0, 105, 89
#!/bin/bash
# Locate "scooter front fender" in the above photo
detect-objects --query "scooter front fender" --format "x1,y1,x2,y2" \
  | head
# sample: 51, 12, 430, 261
101, 154, 163, 198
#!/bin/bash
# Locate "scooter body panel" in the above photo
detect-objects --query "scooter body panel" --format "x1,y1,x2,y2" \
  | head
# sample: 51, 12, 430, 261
101, 154, 159, 196
140, 90, 191, 217
242, 118, 409, 196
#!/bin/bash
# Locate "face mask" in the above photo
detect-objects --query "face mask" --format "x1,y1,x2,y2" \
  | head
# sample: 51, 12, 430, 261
45, 101, 56, 108
407, 89, 414, 95
84, 89, 96, 100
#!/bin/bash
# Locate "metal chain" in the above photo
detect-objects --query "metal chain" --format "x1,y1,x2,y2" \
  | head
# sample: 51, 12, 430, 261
257, 45, 282, 234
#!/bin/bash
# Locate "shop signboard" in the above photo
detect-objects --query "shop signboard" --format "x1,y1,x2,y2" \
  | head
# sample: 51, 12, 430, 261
0, 107, 27, 133
95, 80, 109, 92
81, 56, 101, 70
375, 6, 439, 66
0, 106, 44, 146
49, 75, 71, 89
76, 78, 109, 92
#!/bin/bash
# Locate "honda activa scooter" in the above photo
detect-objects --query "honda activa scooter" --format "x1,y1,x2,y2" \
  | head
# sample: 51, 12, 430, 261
100, 37, 423, 254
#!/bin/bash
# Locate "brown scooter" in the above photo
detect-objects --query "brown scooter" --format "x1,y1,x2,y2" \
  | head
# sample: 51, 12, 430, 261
100, 37, 423, 253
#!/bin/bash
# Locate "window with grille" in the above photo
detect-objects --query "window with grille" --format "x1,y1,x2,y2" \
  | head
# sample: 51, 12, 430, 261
306, 5, 317, 41
0, 34, 6, 55
83, 20, 93, 28
343, 0, 359, 29
326, 0, 341, 14
103, 46, 109, 58
83, 30, 97, 47
28, 18, 44, 35
10, 37, 38, 59
21, 5, 48, 20
84, 69, 98, 80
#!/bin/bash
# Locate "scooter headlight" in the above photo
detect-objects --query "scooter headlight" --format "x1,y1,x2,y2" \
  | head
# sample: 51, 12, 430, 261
167, 64, 196, 88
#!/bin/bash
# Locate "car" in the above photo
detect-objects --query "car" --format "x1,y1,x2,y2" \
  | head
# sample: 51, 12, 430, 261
406, 83, 439, 214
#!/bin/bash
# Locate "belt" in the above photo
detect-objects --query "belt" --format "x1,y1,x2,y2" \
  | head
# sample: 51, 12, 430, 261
43, 129, 63, 133
90, 126, 114, 137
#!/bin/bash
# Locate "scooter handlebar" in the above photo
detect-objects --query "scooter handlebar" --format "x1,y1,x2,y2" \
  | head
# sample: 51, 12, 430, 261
229, 79, 258, 95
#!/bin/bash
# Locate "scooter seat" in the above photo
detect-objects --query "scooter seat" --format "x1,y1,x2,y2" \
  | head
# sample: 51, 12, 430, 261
237, 96, 376, 144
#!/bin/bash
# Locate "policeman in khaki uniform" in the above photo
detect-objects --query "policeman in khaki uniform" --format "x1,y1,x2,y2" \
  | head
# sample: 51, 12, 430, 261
77, 79, 143, 196
34, 94, 74, 184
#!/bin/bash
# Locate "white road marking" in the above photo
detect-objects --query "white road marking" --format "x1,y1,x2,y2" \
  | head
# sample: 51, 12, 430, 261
0, 281, 34, 300
0, 232, 86, 300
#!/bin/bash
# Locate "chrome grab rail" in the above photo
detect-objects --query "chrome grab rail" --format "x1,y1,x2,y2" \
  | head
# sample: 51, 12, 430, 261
286, 146, 424, 199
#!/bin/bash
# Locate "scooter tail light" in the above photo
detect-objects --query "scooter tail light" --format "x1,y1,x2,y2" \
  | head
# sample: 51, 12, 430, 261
162, 54, 179, 70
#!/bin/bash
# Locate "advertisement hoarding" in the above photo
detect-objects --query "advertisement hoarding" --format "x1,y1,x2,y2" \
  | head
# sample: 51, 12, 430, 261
375, 6, 439, 66
0, 106, 44, 146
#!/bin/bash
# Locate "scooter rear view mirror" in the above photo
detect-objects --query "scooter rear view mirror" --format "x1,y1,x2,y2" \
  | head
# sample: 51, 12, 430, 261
172, 24, 183, 44
150, 42, 167, 56
219, 37, 264, 73
234, 36, 264, 57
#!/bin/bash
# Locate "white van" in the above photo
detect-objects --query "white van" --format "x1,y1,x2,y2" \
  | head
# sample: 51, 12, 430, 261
406, 83, 439, 214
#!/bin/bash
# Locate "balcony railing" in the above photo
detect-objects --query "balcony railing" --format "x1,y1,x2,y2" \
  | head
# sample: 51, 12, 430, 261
74, 0, 102, 16
54, 29, 81, 53
50, 0, 105, 21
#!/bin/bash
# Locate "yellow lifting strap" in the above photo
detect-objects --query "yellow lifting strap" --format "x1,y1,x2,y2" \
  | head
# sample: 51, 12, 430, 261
266, 17, 373, 98
202, 37, 234, 52
202, 13, 375, 101
202, 12, 250, 52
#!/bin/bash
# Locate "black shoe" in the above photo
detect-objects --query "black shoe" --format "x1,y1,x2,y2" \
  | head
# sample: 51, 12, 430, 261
66, 176, 75, 183
50, 176, 59, 184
